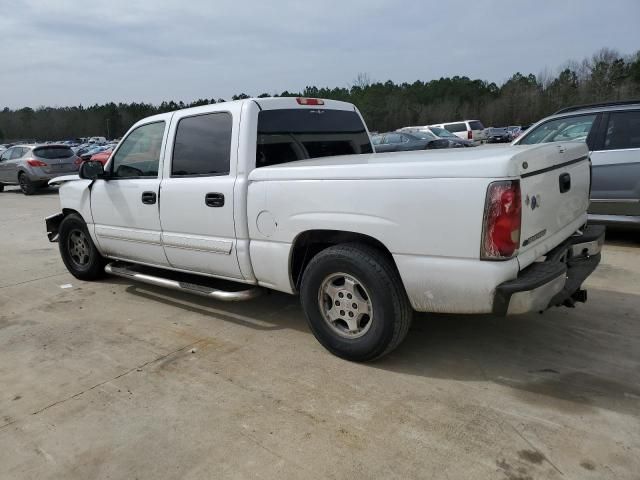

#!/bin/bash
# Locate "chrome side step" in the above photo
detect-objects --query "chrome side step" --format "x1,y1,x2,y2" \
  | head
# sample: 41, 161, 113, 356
105, 263, 262, 302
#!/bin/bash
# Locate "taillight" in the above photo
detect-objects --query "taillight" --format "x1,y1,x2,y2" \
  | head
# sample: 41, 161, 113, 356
481, 180, 521, 260
296, 97, 324, 106
467, 130, 473, 140
27, 159, 48, 167
74, 156, 83, 165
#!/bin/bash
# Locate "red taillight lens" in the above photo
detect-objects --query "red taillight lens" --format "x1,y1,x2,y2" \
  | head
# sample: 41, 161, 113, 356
74, 156, 83, 165
481, 180, 521, 259
467, 130, 473, 140
296, 97, 324, 106
27, 159, 48, 167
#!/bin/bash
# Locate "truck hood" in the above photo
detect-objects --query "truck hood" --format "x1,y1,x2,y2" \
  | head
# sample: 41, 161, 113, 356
248, 142, 588, 181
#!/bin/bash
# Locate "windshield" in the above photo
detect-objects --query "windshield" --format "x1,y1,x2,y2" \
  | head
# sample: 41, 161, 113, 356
518, 114, 596, 145
256, 109, 373, 168
429, 127, 457, 139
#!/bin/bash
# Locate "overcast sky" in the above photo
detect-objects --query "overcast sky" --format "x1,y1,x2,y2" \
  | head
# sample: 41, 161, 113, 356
1, 0, 639, 109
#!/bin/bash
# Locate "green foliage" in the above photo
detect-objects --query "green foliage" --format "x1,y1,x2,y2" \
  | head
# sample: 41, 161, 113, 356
1, 48, 639, 142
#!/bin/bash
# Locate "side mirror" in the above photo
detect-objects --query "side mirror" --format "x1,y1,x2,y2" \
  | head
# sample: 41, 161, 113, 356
79, 160, 105, 180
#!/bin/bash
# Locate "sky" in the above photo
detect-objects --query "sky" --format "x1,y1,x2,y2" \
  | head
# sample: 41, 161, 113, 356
1, 0, 639, 109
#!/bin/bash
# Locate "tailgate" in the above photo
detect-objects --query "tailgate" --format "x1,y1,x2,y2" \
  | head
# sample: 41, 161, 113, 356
516, 142, 591, 262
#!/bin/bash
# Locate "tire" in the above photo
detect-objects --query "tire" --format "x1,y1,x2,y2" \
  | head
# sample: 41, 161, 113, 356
18, 173, 36, 195
300, 243, 412, 362
0, 183, 4, 192
58, 213, 106, 280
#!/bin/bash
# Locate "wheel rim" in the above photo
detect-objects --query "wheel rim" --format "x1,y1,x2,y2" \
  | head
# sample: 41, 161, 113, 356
19, 175, 28, 193
67, 229, 90, 267
317, 272, 373, 339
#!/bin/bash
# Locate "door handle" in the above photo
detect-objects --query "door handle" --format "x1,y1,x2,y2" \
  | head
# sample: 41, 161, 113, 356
141, 191, 157, 204
205, 192, 225, 207
559, 173, 571, 193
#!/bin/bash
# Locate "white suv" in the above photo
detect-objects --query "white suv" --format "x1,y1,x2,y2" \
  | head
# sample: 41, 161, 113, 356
429, 120, 486, 144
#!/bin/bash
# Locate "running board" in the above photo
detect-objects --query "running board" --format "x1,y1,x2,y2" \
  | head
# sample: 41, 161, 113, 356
105, 263, 262, 302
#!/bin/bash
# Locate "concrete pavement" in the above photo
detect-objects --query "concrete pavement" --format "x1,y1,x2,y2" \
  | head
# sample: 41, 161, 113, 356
1, 186, 639, 479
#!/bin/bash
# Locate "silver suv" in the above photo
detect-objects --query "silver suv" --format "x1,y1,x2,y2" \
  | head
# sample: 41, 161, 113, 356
0, 144, 80, 195
514, 101, 640, 228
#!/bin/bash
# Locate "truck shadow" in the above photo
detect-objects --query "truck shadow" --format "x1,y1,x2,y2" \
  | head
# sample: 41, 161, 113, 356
379, 287, 640, 416
115, 278, 640, 417
123, 283, 310, 334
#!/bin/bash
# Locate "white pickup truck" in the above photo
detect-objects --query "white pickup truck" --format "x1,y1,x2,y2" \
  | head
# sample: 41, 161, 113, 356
46, 97, 604, 361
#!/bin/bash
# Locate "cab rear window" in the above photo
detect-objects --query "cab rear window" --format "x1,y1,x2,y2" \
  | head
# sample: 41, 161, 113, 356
256, 109, 373, 168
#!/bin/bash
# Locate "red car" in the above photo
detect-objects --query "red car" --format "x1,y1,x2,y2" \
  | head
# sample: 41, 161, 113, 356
90, 148, 112, 165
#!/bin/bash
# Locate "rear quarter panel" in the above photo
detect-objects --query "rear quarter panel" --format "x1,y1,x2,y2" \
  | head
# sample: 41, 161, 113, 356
247, 177, 491, 294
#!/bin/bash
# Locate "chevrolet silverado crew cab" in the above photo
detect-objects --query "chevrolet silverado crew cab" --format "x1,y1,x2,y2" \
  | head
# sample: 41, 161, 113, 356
45, 97, 604, 361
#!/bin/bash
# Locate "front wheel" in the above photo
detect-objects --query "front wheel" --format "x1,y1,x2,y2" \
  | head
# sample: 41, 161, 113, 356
58, 213, 106, 280
300, 244, 412, 362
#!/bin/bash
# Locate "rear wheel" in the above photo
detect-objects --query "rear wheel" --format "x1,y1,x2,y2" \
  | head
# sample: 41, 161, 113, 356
18, 173, 36, 195
0, 183, 4, 192
300, 243, 412, 361
58, 213, 106, 280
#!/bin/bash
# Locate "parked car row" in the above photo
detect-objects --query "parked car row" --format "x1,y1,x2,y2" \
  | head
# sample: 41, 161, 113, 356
0, 136, 120, 194
4, 99, 639, 231
0, 144, 81, 194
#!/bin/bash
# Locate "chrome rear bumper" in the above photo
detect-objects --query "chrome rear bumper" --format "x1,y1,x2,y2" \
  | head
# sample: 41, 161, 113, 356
493, 225, 605, 315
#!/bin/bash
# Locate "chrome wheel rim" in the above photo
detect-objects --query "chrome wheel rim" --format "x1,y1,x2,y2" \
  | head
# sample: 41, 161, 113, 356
67, 229, 90, 267
318, 272, 373, 339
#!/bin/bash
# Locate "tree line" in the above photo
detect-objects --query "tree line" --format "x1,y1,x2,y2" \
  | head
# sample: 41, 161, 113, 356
1, 47, 639, 142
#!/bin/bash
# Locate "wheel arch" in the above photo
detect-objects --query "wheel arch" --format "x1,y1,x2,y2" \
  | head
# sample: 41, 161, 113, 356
289, 229, 400, 291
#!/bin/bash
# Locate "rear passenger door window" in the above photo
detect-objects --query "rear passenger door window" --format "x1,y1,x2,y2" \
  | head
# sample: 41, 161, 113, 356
171, 113, 232, 176
602, 111, 640, 150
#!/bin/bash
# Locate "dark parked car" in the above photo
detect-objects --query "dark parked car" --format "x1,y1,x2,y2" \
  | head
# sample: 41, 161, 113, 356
485, 127, 513, 143
514, 100, 640, 228
372, 132, 451, 153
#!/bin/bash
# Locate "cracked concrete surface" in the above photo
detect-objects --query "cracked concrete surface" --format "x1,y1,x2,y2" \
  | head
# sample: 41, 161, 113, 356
1, 186, 639, 479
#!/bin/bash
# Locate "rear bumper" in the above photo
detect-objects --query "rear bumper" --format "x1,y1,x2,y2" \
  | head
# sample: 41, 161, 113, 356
492, 224, 605, 315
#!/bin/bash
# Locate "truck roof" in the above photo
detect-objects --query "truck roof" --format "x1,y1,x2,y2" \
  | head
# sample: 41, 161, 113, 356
130, 97, 359, 129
